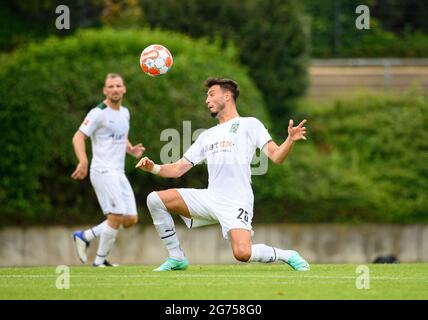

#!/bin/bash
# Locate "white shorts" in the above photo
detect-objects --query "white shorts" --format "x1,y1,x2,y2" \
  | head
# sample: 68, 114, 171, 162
176, 188, 254, 239
90, 169, 138, 216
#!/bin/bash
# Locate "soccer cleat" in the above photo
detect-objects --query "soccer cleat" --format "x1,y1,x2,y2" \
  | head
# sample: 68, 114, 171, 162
72, 231, 89, 263
93, 260, 119, 267
153, 257, 189, 271
286, 252, 310, 271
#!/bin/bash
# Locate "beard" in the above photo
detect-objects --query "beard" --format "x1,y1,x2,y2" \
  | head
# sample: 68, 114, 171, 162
110, 96, 121, 103
209, 100, 225, 118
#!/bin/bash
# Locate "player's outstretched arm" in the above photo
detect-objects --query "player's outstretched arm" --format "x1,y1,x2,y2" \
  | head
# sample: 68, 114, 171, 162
264, 119, 307, 164
135, 156, 193, 178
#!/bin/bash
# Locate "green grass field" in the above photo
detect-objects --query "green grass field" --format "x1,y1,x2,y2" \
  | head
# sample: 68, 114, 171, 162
1, 264, 427, 300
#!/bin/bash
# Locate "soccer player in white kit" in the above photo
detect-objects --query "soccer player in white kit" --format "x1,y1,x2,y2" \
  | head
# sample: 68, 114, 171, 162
136, 77, 310, 271
71, 73, 145, 267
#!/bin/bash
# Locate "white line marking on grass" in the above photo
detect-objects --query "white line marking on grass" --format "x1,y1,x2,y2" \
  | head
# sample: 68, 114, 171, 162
1, 274, 428, 281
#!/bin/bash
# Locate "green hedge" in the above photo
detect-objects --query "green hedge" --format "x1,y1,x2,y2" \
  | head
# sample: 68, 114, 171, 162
252, 93, 428, 223
0, 28, 269, 226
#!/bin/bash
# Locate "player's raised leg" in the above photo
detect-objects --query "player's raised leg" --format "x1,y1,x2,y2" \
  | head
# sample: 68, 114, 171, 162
229, 229, 310, 271
146, 189, 189, 271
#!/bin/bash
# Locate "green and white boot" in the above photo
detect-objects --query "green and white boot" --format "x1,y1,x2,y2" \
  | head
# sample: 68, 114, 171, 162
153, 257, 189, 271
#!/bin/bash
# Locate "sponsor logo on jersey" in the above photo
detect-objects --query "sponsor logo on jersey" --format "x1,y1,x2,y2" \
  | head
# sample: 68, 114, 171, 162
203, 140, 234, 153
109, 133, 126, 141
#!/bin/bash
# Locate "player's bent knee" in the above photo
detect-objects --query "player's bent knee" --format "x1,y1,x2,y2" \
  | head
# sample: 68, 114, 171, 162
123, 216, 138, 228
147, 191, 161, 210
107, 214, 124, 229
233, 247, 251, 262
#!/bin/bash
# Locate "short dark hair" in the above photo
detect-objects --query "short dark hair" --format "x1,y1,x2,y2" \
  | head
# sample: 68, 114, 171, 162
105, 73, 124, 86
204, 77, 240, 101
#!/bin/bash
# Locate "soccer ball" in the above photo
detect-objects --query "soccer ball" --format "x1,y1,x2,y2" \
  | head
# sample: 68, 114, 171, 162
140, 44, 173, 77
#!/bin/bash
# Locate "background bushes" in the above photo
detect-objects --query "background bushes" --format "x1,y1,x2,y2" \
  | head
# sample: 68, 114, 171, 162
252, 92, 428, 223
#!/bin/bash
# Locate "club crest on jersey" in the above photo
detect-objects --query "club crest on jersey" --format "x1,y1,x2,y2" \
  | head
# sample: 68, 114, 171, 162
229, 122, 240, 133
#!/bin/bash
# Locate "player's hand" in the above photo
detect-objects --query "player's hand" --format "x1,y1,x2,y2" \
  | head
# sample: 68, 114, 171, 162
129, 143, 146, 159
71, 161, 88, 180
135, 156, 154, 172
287, 119, 307, 142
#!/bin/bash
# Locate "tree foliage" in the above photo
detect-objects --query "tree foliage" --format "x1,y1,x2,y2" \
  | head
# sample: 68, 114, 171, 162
141, 0, 310, 133
304, 0, 428, 57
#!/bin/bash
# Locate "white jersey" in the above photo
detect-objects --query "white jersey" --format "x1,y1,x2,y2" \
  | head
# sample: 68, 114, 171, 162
79, 102, 130, 172
184, 117, 271, 207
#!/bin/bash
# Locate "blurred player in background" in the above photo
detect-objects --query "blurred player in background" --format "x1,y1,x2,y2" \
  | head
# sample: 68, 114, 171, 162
71, 73, 145, 267
136, 77, 310, 271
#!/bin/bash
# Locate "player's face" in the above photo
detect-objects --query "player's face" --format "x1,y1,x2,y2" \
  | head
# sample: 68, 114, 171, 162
103, 77, 126, 103
206, 85, 226, 118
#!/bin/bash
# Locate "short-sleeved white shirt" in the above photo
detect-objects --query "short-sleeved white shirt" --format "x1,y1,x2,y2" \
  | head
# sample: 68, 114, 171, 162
184, 117, 271, 207
79, 102, 130, 172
